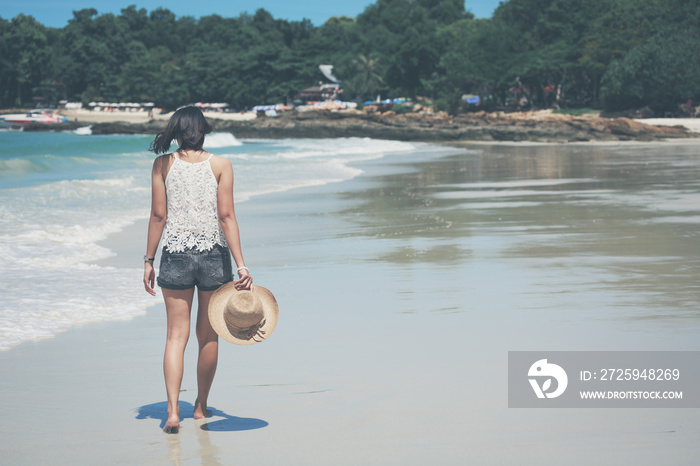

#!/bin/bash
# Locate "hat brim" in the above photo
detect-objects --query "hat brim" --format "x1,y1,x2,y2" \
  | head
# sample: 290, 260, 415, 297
209, 283, 278, 345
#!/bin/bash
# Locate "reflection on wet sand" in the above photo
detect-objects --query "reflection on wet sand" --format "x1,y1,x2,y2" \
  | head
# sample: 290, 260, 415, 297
340, 142, 700, 325
136, 401, 266, 464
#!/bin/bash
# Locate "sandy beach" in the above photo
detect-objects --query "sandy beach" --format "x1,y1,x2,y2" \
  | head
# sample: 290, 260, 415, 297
1, 140, 699, 464
59, 108, 257, 124
633, 118, 700, 133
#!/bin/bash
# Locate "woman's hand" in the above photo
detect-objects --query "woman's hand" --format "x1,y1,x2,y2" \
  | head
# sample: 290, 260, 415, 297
234, 270, 253, 291
144, 262, 157, 296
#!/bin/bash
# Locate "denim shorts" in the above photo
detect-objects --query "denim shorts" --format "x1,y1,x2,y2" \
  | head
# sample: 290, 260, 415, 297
157, 244, 233, 291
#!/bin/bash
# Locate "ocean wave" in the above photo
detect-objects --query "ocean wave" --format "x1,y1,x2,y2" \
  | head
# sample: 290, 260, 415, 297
0, 158, 47, 175
74, 125, 93, 135
270, 137, 418, 160
0, 205, 152, 350
224, 138, 459, 202
0, 265, 154, 351
204, 132, 242, 148
0, 133, 456, 351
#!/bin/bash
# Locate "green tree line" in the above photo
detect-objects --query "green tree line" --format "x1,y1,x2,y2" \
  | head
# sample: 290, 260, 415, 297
1, 0, 699, 113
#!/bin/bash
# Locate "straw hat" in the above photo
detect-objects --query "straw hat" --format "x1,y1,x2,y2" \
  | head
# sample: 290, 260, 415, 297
208, 283, 279, 345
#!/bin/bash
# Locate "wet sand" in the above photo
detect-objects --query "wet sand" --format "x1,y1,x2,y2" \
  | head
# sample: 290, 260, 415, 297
1, 141, 699, 464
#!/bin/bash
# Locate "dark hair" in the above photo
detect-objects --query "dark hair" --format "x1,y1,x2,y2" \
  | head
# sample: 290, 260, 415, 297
149, 106, 212, 154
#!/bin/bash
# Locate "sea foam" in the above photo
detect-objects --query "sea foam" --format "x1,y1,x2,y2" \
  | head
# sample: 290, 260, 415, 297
0, 172, 152, 350
0, 133, 455, 350
204, 132, 242, 148
74, 125, 93, 135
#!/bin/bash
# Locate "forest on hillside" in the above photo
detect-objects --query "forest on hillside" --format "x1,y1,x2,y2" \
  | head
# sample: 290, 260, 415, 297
2, 0, 700, 113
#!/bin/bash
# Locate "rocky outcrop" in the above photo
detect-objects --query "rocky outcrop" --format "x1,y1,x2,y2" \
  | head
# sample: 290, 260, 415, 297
22, 120, 166, 134
210, 110, 693, 142
22, 110, 693, 142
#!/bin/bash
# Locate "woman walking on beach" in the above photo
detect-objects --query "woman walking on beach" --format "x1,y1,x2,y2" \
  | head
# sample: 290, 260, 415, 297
143, 106, 252, 433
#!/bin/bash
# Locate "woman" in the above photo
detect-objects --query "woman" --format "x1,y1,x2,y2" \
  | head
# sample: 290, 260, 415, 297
143, 106, 252, 433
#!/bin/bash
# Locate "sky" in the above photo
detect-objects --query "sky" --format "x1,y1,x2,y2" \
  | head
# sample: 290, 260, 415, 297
0, 0, 502, 28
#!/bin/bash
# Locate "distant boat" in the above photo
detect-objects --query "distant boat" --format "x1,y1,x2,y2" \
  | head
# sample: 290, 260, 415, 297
0, 109, 69, 125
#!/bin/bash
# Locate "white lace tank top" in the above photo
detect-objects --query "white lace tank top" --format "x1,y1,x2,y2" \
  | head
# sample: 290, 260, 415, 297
161, 153, 227, 252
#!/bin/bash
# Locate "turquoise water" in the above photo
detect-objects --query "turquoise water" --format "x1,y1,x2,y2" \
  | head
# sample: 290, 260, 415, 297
0, 131, 151, 188
0, 129, 450, 350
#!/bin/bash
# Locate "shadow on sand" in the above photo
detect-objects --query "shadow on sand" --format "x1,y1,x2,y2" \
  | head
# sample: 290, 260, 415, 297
135, 401, 268, 432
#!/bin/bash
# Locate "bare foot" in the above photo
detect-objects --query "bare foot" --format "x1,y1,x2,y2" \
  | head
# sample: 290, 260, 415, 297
164, 411, 181, 433
193, 398, 211, 420
163, 423, 180, 434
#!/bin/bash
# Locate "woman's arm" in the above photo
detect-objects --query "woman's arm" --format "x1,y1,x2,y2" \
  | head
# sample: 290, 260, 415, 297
143, 155, 168, 296
216, 157, 252, 290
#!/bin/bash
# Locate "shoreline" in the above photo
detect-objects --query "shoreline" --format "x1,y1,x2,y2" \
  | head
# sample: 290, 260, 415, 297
19, 108, 698, 142
1, 141, 699, 464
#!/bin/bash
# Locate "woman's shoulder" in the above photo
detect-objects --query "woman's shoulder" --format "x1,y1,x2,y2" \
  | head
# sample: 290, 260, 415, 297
209, 154, 232, 171
152, 153, 171, 169
152, 153, 175, 179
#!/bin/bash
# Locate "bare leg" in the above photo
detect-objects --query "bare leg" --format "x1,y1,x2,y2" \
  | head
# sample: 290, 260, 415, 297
162, 288, 195, 431
194, 288, 218, 420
